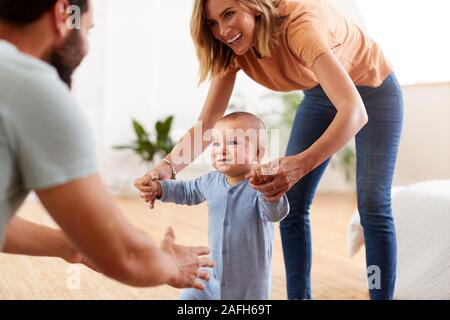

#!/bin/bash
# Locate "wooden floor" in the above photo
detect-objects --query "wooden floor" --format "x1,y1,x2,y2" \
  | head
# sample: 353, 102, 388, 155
0, 193, 369, 300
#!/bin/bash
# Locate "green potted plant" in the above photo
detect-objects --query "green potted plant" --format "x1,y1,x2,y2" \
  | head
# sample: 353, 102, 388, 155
114, 116, 175, 164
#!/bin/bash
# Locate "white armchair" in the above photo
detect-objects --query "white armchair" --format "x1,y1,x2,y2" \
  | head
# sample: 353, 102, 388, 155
347, 180, 450, 299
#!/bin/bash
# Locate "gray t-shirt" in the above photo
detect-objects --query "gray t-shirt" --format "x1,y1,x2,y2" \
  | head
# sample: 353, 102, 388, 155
0, 40, 97, 249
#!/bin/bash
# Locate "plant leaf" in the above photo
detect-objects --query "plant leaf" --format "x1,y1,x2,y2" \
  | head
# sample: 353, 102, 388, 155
156, 116, 173, 138
132, 119, 148, 141
113, 145, 135, 150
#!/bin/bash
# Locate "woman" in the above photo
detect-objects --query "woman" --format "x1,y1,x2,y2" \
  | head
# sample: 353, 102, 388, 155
136, 0, 403, 300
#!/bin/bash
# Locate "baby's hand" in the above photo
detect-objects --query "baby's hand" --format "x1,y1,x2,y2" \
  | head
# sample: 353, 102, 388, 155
138, 180, 162, 210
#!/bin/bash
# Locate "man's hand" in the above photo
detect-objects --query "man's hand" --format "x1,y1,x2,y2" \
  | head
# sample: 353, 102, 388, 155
160, 227, 214, 290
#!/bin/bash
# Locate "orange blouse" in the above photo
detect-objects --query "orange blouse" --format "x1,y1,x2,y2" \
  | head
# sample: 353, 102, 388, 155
224, 0, 392, 91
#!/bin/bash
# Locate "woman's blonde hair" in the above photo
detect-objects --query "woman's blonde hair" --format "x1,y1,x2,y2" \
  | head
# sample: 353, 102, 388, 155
191, 0, 285, 83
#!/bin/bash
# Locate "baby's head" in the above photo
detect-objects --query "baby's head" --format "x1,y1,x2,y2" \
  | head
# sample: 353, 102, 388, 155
211, 112, 266, 177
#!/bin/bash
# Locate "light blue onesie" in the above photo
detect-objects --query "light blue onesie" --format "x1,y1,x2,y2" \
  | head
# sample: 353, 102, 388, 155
160, 171, 290, 300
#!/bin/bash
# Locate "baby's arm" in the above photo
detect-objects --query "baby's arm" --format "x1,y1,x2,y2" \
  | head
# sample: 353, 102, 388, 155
257, 192, 290, 222
157, 177, 207, 206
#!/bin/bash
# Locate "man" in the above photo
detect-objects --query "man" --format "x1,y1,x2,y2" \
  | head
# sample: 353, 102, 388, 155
0, 0, 213, 290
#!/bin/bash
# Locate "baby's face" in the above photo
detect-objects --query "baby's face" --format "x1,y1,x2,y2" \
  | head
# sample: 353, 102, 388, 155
211, 119, 265, 177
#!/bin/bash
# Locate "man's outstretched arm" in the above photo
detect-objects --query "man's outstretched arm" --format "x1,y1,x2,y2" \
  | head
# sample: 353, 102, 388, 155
35, 174, 213, 289
2, 216, 97, 269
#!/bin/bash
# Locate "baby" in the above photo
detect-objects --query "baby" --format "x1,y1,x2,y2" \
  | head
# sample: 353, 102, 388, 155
142, 112, 289, 300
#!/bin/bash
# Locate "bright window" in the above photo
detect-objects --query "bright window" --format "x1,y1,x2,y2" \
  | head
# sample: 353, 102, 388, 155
355, 0, 450, 85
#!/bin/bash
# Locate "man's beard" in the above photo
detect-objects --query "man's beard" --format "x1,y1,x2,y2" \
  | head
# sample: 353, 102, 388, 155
48, 30, 85, 89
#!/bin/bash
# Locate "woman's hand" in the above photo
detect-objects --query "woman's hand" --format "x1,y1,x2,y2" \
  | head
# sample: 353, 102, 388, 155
134, 160, 173, 209
246, 155, 314, 202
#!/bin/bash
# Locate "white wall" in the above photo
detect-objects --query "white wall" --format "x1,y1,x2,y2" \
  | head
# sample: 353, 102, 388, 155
355, 0, 450, 85
318, 83, 450, 192
395, 83, 450, 185
72, 0, 212, 193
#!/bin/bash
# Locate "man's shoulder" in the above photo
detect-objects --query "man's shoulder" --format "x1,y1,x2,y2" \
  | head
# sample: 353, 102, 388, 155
0, 48, 89, 158
0, 48, 70, 111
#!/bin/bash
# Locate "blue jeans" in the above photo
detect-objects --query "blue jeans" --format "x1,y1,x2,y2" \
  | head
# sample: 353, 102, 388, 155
281, 73, 404, 300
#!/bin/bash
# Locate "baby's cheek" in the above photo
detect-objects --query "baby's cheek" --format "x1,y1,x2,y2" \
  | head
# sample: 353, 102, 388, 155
211, 149, 218, 161
234, 146, 248, 164
244, 150, 256, 164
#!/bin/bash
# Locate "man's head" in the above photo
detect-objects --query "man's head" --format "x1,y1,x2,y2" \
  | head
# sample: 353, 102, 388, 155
211, 112, 267, 177
0, 0, 94, 87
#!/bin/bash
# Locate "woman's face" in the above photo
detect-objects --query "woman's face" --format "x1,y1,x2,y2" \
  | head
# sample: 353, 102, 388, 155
204, 0, 257, 55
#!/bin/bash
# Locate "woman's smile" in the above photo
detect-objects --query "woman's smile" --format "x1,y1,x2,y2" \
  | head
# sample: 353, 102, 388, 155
226, 32, 243, 46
